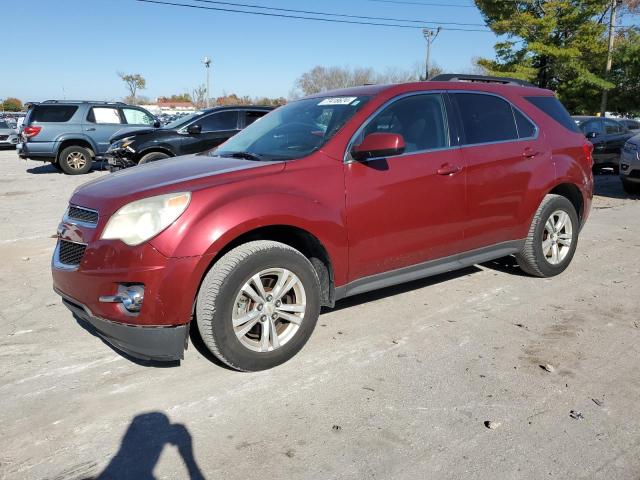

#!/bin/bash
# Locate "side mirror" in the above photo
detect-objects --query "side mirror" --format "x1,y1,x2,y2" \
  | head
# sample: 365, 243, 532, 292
352, 133, 405, 161
153, 119, 161, 128
187, 124, 202, 135
586, 131, 599, 139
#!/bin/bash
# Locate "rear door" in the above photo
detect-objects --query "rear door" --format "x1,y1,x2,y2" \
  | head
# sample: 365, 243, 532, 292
580, 119, 607, 162
179, 110, 240, 155
84, 106, 125, 155
603, 119, 632, 161
344, 92, 467, 281
451, 91, 546, 251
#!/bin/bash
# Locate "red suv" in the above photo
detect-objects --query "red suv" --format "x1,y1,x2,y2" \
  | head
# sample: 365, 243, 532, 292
52, 75, 593, 371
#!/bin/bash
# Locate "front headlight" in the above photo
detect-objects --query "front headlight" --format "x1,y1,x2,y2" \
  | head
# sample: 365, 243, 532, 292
101, 192, 191, 246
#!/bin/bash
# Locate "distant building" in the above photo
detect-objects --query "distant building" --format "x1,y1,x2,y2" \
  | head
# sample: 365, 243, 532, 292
143, 100, 197, 115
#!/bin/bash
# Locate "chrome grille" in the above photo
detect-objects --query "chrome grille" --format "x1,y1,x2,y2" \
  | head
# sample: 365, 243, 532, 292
58, 240, 86, 266
67, 205, 98, 225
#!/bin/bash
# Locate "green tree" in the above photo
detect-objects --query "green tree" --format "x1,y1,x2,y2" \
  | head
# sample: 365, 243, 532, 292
608, 27, 640, 116
475, 0, 613, 113
2, 97, 23, 112
117, 72, 146, 105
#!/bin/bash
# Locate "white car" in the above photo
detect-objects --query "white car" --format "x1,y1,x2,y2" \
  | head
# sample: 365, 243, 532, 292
0, 119, 18, 147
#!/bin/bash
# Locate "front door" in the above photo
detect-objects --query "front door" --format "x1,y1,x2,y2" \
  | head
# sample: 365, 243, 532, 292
344, 93, 466, 282
178, 110, 240, 155
84, 106, 126, 155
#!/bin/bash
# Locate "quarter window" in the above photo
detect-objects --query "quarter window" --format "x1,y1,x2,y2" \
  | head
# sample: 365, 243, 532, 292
454, 93, 518, 144
122, 108, 155, 126
198, 111, 238, 132
361, 94, 449, 154
87, 107, 122, 124
244, 110, 267, 127
514, 109, 537, 138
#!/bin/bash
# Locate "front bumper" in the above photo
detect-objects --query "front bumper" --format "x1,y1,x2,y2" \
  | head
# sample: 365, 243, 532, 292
56, 287, 189, 361
620, 147, 640, 184
106, 146, 137, 171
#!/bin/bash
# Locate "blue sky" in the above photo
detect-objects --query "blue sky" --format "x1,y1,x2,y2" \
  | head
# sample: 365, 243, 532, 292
0, 0, 565, 102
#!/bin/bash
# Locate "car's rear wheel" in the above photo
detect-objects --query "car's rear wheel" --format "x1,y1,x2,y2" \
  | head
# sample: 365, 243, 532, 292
516, 194, 579, 277
196, 240, 321, 371
621, 178, 640, 195
139, 152, 170, 164
58, 146, 92, 175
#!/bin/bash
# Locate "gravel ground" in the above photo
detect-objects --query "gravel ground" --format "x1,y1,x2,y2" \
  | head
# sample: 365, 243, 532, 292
1, 150, 639, 480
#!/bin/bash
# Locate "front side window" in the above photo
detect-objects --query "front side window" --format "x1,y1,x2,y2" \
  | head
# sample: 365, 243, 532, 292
215, 95, 371, 161
454, 93, 518, 144
359, 93, 449, 154
122, 108, 155, 126
87, 107, 122, 124
578, 119, 603, 135
604, 119, 623, 135
198, 111, 238, 132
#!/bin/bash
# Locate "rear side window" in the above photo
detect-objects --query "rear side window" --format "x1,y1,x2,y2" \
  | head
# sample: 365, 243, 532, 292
525, 96, 580, 133
454, 93, 518, 144
604, 119, 623, 135
514, 109, 537, 138
30, 105, 78, 123
87, 107, 123, 124
198, 111, 238, 132
244, 110, 267, 127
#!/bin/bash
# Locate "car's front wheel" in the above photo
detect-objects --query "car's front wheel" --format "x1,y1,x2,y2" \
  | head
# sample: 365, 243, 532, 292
516, 194, 580, 277
196, 241, 321, 371
139, 152, 170, 164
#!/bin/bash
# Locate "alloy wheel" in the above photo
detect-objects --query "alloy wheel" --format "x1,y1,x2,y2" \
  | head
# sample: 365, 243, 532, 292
542, 209, 573, 265
66, 152, 87, 170
232, 268, 306, 353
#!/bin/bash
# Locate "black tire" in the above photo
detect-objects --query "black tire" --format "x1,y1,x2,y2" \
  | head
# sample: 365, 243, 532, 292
196, 240, 321, 371
622, 178, 640, 195
516, 194, 580, 278
139, 152, 170, 164
58, 146, 93, 175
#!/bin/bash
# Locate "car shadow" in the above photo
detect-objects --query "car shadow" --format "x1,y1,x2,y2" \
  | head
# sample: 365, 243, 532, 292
74, 315, 180, 368
89, 412, 207, 480
26, 161, 108, 175
593, 169, 639, 200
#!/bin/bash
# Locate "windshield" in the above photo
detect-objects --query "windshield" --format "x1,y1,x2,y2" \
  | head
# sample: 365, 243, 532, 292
162, 112, 203, 130
213, 95, 371, 161
0, 121, 10, 129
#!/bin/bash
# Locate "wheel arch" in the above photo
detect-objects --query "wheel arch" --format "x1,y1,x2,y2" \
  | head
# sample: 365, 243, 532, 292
136, 146, 175, 162
56, 138, 96, 162
548, 182, 585, 225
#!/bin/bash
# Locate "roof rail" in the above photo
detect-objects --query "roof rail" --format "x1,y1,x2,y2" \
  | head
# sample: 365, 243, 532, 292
41, 100, 128, 105
429, 74, 536, 88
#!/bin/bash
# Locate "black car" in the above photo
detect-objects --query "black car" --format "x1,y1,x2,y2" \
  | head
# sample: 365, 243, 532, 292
619, 118, 640, 133
572, 116, 635, 172
107, 105, 273, 170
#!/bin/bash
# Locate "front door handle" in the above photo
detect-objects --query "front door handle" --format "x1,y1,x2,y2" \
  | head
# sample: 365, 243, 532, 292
522, 147, 541, 158
437, 164, 461, 176
85, 127, 96, 131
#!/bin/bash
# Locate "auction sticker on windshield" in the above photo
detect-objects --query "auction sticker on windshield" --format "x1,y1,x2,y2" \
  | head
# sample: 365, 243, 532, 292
318, 97, 358, 106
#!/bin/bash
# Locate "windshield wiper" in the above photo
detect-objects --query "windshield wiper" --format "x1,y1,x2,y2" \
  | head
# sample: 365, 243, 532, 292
218, 151, 264, 161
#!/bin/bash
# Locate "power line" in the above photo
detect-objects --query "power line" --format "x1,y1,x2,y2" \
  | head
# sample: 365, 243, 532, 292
191, 0, 488, 27
135, 0, 494, 31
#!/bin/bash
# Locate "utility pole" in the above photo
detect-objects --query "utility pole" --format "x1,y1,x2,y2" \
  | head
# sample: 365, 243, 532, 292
203, 56, 211, 108
600, 0, 617, 117
422, 27, 441, 81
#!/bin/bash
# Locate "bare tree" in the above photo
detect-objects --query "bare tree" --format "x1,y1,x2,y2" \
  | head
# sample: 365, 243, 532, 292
191, 84, 208, 109
117, 72, 146, 105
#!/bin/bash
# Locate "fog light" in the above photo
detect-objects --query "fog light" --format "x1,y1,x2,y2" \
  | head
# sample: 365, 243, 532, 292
99, 284, 144, 313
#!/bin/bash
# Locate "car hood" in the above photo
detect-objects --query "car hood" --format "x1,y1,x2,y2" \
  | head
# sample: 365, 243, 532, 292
109, 127, 158, 143
71, 154, 285, 215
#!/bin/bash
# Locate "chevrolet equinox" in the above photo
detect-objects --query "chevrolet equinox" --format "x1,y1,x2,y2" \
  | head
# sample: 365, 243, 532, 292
52, 75, 594, 371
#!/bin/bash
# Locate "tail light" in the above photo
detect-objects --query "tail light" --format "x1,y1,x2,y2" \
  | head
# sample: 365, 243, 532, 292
23, 126, 42, 139
582, 142, 593, 166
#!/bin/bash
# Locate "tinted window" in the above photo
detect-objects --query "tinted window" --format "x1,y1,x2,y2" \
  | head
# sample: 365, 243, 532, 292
604, 119, 623, 135
525, 96, 580, 133
0, 121, 9, 128
578, 119, 603, 135
87, 107, 123, 124
514, 109, 537, 138
362, 94, 449, 153
455, 93, 517, 144
626, 120, 640, 130
30, 105, 78, 123
122, 108, 155, 126
244, 110, 267, 127
197, 111, 238, 132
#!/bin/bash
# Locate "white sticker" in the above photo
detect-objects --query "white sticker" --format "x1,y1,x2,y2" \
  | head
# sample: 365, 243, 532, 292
318, 97, 357, 106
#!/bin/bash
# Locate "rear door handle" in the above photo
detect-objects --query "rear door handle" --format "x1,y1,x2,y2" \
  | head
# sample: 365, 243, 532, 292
85, 128, 96, 131
522, 147, 541, 158
437, 164, 462, 176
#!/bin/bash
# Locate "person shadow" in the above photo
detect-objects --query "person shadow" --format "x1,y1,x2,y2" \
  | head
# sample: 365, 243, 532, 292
92, 412, 206, 480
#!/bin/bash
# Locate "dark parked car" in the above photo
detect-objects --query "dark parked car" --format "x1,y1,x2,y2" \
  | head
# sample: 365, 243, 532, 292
53, 75, 593, 371
18, 100, 158, 174
572, 116, 635, 172
619, 118, 640, 133
106, 106, 273, 170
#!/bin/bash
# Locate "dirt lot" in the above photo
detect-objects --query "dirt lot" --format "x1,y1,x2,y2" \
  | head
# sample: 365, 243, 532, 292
1, 149, 639, 480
